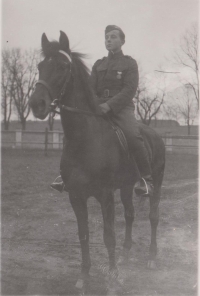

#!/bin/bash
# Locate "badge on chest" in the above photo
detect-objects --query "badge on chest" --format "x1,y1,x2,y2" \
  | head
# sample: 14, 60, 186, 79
117, 71, 122, 79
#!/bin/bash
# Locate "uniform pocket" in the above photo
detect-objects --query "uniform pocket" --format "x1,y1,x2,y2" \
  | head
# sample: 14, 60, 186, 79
112, 64, 127, 81
96, 68, 107, 79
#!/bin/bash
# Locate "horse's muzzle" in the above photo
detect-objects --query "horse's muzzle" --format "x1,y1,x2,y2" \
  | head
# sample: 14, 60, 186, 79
29, 95, 47, 119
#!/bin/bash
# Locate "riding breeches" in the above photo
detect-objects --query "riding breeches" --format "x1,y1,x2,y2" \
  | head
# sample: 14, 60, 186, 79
110, 106, 152, 177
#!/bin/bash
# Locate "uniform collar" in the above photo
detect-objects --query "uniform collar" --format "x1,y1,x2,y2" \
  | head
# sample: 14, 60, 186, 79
108, 50, 123, 60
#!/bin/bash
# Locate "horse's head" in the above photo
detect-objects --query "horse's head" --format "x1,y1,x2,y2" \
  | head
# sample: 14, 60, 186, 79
29, 31, 72, 119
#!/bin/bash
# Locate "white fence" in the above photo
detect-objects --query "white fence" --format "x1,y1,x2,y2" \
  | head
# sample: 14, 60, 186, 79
163, 134, 198, 154
2, 129, 64, 152
1, 129, 198, 154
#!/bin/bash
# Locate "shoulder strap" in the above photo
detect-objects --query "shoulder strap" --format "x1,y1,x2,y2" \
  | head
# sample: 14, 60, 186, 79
124, 55, 134, 60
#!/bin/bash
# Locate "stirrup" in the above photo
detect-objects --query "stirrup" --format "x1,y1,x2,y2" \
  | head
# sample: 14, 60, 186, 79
53, 175, 62, 183
50, 175, 65, 193
134, 178, 153, 197
141, 178, 149, 195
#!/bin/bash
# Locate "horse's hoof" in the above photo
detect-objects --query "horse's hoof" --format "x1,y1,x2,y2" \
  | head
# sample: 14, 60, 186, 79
117, 249, 130, 265
75, 279, 86, 296
75, 279, 84, 289
147, 260, 156, 269
117, 255, 127, 265
193, 282, 197, 290
107, 288, 118, 296
105, 268, 120, 295
75, 273, 90, 295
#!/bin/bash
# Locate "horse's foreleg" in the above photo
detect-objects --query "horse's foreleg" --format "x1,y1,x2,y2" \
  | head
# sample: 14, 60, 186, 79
118, 185, 134, 264
69, 192, 91, 287
100, 188, 116, 270
148, 185, 161, 269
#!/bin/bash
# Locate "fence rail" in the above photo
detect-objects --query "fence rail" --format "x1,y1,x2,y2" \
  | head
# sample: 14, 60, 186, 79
1, 129, 198, 155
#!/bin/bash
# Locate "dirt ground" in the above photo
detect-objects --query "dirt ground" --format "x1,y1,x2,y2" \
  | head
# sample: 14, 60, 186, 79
1, 149, 198, 296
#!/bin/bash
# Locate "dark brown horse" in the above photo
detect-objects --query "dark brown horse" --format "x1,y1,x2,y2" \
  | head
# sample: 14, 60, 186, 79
29, 31, 165, 293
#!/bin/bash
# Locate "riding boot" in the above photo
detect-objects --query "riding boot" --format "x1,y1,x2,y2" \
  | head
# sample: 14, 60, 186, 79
50, 175, 65, 193
131, 137, 154, 197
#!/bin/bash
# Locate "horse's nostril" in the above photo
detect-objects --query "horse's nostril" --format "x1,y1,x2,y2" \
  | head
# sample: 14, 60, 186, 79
38, 100, 46, 111
29, 98, 46, 115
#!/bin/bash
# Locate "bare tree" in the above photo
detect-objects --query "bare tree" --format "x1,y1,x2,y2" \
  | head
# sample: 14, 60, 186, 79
1, 50, 14, 130
166, 85, 197, 135
174, 23, 199, 108
163, 102, 180, 123
4, 48, 39, 130
136, 92, 165, 125
135, 72, 165, 126
177, 84, 198, 135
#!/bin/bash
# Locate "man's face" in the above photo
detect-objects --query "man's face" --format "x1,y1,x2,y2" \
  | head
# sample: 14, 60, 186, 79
105, 30, 124, 53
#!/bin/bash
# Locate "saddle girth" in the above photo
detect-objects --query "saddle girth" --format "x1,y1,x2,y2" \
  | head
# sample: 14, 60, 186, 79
106, 117, 130, 158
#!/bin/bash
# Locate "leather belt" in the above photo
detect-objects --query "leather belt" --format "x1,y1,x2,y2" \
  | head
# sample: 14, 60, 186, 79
102, 89, 119, 98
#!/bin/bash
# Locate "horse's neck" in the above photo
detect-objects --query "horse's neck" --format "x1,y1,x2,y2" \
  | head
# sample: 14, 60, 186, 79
65, 68, 96, 109
61, 110, 101, 151
70, 88, 89, 111
61, 87, 98, 143
61, 68, 107, 146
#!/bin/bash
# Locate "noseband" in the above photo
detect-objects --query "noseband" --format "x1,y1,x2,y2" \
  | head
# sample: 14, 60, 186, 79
35, 80, 55, 101
35, 50, 73, 116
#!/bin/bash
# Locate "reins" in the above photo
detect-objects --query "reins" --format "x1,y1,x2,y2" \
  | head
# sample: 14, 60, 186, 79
36, 79, 102, 117
60, 104, 102, 116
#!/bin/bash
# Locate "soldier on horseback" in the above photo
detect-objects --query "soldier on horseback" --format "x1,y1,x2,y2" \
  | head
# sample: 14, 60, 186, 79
51, 25, 154, 196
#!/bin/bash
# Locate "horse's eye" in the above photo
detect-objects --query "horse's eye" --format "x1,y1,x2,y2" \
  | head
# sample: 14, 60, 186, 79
58, 62, 69, 70
62, 62, 69, 68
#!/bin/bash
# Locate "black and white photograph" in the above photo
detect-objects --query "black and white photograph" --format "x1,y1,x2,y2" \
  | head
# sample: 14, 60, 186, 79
1, 0, 198, 295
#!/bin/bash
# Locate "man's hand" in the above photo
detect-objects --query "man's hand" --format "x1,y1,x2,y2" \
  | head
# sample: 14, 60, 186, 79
99, 103, 111, 114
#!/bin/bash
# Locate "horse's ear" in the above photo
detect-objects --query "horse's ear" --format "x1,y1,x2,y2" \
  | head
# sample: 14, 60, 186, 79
59, 31, 70, 53
42, 33, 50, 53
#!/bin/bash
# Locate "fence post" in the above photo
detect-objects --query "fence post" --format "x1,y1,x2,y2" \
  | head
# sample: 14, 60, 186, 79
53, 131, 59, 149
45, 127, 48, 156
16, 130, 22, 148
165, 132, 173, 152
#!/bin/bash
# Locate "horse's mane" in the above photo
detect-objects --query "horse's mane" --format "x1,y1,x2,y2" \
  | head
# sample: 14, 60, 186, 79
41, 41, 100, 113
71, 52, 100, 112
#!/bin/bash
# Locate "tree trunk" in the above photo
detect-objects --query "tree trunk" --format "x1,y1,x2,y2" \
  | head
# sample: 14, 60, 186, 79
4, 121, 9, 131
187, 124, 191, 135
142, 119, 149, 126
48, 114, 54, 131
21, 120, 26, 130
154, 116, 157, 127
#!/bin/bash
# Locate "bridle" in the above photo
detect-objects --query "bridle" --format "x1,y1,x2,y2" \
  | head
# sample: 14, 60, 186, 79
35, 50, 101, 117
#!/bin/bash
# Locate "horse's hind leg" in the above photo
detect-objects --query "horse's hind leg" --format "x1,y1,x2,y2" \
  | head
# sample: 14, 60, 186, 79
69, 191, 91, 290
100, 188, 116, 270
118, 185, 134, 264
100, 188, 122, 294
148, 168, 164, 269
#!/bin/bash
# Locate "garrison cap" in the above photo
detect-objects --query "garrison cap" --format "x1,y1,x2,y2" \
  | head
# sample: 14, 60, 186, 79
105, 25, 125, 41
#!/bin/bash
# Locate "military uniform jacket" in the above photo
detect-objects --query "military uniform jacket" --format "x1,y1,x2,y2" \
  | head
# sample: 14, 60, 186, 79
90, 50, 139, 114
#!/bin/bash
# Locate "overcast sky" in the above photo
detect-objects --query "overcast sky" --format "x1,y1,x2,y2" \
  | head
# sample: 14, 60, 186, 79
2, 0, 199, 90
